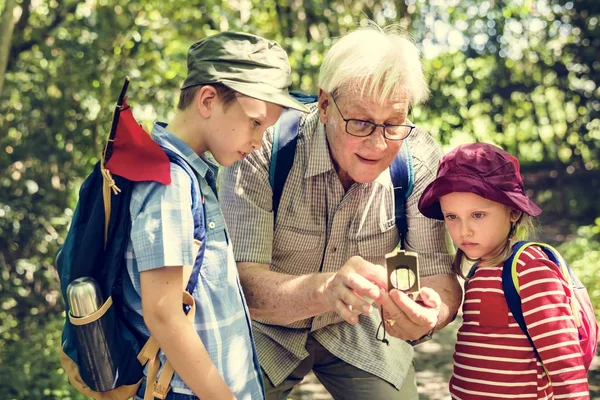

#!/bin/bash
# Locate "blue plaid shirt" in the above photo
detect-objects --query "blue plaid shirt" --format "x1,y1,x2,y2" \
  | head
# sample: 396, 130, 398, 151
121, 123, 265, 399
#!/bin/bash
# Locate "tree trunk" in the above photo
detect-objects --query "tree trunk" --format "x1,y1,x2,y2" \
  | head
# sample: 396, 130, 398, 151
0, 0, 17, 99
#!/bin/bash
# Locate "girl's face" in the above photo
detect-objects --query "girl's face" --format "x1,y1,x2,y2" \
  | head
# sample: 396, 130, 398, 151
439, 192, 520, 262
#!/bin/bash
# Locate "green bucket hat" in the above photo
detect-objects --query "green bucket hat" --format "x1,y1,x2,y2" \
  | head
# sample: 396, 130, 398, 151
182, 31, 309, 112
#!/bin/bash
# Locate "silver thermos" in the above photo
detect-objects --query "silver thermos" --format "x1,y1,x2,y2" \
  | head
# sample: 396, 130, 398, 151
68, 277, 103, 317
67, 277, 117, 392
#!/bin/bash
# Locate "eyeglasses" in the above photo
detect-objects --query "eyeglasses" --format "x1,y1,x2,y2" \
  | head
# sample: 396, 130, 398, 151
330, 96, 415, 141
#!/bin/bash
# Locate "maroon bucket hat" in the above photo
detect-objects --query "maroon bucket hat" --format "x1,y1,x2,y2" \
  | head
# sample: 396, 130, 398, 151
418, 143, 542, 220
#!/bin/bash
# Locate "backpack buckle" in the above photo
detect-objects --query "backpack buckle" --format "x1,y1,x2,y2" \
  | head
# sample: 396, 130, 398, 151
152, 383, 170, 399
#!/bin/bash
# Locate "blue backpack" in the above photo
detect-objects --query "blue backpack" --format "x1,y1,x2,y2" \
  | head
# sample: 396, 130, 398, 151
467, 241, 598, 375
502, 241, 598, 372
269, 93, 415, 242
55, 79, 206, 400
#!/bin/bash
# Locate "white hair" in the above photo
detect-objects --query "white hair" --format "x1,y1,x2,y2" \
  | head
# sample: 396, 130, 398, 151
318, 22, 429, 106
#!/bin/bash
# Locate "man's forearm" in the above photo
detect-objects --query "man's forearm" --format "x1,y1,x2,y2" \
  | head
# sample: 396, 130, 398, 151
238, 262, 334, 324
421, 273, 462, 330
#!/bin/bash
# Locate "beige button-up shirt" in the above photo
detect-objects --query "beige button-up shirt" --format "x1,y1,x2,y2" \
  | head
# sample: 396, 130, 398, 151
220, 105, 453, 390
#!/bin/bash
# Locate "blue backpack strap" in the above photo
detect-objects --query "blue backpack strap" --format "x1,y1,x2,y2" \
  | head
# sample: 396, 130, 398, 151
389, 143, 414, 247
269, 93, 318, 221
502, 240, 543, 362
463, 260, 479, 293
269, 108, 302, 220
289, 92, 318, 104
161, 147, 206, 295
511, 242, 581, 323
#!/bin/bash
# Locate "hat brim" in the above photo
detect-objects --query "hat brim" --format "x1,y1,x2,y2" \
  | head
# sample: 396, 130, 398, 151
222, 80, 310, 113
418, 175, 542, 220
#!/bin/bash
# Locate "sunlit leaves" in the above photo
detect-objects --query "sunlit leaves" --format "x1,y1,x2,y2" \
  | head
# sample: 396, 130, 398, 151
0, 0, 599, 398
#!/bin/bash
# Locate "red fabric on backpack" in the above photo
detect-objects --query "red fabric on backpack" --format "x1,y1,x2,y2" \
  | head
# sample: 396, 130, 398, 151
105, 100, 171, 185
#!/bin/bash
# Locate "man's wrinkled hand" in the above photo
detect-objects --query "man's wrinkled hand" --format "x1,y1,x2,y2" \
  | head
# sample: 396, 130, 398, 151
377, 286, 441, 340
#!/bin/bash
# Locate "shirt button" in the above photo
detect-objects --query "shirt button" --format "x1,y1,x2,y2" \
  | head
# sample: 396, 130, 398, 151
208, 221, 216, 229
331, 247, 337, 253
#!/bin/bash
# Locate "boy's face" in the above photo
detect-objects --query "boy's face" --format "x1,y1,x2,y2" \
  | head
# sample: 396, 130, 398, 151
206, 94, 283, 166
439, 192, 519, 262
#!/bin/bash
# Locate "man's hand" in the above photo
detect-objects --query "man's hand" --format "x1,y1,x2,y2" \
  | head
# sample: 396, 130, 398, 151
377, 286, 441, 340
322, 256, 387, 325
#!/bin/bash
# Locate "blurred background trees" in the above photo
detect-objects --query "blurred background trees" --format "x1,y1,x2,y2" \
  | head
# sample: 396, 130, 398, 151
0, 0, 598, 398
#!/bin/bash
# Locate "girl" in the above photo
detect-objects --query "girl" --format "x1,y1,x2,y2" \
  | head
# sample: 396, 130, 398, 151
418, 143, 589, 399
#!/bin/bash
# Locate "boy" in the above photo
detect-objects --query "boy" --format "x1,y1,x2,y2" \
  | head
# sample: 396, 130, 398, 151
121, 32, 308, 400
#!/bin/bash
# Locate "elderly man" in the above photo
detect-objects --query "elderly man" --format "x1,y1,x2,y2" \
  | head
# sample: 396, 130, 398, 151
220, 24, 461, 399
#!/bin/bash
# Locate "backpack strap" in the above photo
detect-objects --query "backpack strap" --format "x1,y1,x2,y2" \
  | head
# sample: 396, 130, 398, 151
269, 93, 318, 220
502, 240, 564, 380
506, 241, 581, 325
289, 92, 319, 104
137, 290, 196, 400
463, 260, 479, 293
502, 241, 538, 352
389, 143, 414, 248
269, 108, 303, 221
161, 147, 206, 294
141, 147, 206, 399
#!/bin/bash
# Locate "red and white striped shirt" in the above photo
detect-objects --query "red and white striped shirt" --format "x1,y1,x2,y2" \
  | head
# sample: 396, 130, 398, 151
450, 245, 590, 399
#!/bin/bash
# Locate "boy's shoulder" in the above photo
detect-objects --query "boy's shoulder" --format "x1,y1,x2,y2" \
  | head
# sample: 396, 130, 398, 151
130, 161, 195, 218
127, 159, 198, 272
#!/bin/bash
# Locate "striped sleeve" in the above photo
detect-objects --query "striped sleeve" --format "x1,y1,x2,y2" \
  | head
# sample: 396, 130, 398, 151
516, 246, 590, 398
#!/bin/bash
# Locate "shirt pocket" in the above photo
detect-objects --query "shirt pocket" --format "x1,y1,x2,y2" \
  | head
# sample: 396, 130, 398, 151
356, 223, 398, 265
199, 225, 231, 283
272, 226, 322, 272
479, 294, 510, 328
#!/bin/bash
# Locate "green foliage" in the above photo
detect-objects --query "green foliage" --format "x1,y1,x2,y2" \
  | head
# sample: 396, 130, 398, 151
0, 314, 85, 400
558, 220, 600, 320
411, 0, 600, 171
0, 0, 598, 397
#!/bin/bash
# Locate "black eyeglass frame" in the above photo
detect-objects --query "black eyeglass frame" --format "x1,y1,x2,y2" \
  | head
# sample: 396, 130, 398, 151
330, 96, 415, 141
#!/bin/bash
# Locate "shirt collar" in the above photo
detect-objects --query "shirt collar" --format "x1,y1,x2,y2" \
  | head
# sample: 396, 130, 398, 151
374, 168, 392, 187
151, 122, 218, 180
305, 121, 335, 178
